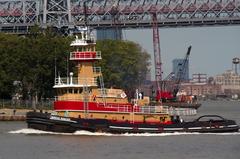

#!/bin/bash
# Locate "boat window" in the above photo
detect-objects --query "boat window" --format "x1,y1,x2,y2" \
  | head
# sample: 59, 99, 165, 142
88, 88, 92, 93
74, 89, 78, 94
160, 117, 166, 122
57, 90, 61, 95
69, 89, 73, 94
79, 88, 83, 94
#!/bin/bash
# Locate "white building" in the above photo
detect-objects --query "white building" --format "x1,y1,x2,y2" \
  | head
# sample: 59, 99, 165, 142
215, 70, 240, 94
191, 74, 207, 84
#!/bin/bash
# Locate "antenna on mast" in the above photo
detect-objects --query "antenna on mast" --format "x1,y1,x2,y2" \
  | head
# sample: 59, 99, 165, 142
66, 54, 69, 83
54, 56, 57, 79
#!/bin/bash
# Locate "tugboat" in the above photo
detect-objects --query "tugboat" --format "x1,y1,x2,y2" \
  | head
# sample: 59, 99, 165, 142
26, 27, 239, 134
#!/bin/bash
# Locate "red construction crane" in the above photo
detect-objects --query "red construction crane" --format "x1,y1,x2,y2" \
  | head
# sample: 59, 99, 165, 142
161, 46, 192, 101
152, 13, 162, 102
152, 13, 191, 101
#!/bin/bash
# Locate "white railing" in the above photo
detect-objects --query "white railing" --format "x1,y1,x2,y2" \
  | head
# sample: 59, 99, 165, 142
96, 88, 127, 98
138, 106, 169, 114
166, 107, 197, 116
70, 51, 101, 60
101, 104, 197, 116
101, 103, 133, 112
55, 96, 86, 101
70, 39, 88, 46
54, 77, 97, 86
70, 39, 95, 46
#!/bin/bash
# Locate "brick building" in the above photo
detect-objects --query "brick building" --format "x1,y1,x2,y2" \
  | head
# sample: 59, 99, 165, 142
180, 74, 222, 97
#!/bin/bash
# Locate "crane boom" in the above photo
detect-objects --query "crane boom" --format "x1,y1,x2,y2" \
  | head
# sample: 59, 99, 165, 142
173, 46, 192, 97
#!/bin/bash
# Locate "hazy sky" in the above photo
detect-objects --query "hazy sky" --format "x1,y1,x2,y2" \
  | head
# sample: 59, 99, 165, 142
124, 26, 240, 80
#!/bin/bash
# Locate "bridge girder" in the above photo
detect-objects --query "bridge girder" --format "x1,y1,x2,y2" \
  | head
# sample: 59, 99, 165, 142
0, 0, 240, 33
0, 0, 39, 25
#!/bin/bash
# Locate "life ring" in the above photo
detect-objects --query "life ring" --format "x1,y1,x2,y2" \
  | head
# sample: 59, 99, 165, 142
120, 92, 127, 98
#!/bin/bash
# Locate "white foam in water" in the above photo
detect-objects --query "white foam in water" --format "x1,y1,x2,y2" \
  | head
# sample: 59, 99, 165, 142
9, 128, 240, 136
9, 128, 73, 135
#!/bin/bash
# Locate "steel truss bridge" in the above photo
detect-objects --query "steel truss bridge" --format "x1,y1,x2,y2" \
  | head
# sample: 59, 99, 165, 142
0, 0, 240, 33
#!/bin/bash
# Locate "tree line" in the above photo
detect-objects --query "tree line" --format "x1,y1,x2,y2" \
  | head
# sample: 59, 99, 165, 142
0, 28, 150, 102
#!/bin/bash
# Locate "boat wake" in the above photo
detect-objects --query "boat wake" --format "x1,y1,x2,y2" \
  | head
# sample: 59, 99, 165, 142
9, 128, 240, 136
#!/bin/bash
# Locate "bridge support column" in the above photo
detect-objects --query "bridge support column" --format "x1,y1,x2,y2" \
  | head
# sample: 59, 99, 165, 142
43, 0, 47, 28
42, 0, 72, 28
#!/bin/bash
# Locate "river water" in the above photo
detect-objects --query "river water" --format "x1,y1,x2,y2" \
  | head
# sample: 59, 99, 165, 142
0, 100, 240, 159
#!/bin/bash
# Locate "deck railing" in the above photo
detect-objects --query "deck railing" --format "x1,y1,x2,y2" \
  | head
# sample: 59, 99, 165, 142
54, 77, 97, 87
70, 51, 101, 60
55, 96, 86, 101
100, 103, 197, 116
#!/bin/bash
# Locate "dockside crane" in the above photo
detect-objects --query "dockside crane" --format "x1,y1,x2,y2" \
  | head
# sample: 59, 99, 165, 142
172, 46, 191, 98
152, 13, 162, 102
158, 46, 191, 102
150, 10, 192, 102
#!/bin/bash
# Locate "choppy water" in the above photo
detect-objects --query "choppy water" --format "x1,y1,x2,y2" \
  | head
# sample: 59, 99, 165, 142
1, 100, 240, 159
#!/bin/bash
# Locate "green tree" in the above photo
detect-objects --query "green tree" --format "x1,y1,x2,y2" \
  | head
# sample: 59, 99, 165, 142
96, 39, 150, 97
0, 33, 21, 98
0, 31, 150, 103
0, 31, 71, 103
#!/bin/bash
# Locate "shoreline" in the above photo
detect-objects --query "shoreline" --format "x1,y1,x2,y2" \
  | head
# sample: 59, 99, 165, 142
0, 108, 52, 121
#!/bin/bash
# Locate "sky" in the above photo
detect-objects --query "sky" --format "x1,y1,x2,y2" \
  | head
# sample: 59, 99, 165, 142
123, 26, 240, 80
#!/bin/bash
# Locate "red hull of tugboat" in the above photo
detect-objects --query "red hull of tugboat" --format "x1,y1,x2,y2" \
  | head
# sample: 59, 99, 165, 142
54, 101, 134, 112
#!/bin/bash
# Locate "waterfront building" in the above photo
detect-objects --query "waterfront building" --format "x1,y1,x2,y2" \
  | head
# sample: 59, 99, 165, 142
180, 82, 222, 97
172, 58, 189, 81
191, 74, 207, 84
180, 74, 222, 97
215, 70, 240, 95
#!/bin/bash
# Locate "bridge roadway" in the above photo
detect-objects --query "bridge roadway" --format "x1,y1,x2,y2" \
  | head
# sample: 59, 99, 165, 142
0, 0, 240, 33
